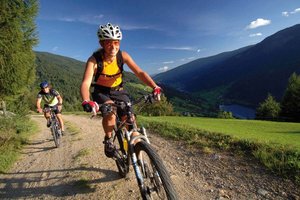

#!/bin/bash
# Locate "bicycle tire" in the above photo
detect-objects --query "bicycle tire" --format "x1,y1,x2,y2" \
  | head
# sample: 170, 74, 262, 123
134, 141, 178, 200
114, 130, 129, 177
51, 121, 61, 148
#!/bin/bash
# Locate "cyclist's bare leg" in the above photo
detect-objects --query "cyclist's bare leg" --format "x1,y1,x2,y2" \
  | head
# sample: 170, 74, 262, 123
102, 113, 116, 138
56, 113, 64, 131
102, 100, 115, 139
101, 100, 117, 157
121, 115, 140, 139
44, 110, 50, 122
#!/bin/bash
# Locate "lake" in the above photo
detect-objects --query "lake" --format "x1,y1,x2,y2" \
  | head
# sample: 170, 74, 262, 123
219, 104, 256, 119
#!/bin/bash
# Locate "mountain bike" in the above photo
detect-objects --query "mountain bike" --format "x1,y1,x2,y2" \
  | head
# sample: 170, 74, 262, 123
48, 107, 62, 148
98, 93, 178, 200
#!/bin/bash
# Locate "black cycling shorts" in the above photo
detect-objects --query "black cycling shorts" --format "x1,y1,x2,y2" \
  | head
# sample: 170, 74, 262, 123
92, 87, 133, 117
44, 104, 62, 114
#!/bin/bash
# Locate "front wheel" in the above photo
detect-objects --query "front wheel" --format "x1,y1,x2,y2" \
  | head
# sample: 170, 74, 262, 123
134, 141, 178, 200
51, 121, 61, 148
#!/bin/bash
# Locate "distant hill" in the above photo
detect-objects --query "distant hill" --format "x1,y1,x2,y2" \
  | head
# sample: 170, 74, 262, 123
35, 52, 85, 110
155, 24, 300, 108
35, 51, 145, 111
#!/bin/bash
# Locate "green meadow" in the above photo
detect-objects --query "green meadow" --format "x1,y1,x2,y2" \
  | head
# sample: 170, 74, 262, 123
138, 116, 300, 183
139, 116, 300, 150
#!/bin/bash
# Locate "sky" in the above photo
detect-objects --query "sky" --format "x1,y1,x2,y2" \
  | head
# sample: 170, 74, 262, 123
35, 0, 300, 75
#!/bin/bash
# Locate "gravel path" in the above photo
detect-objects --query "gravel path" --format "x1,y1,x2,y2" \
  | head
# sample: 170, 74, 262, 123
0, 114, 299, 199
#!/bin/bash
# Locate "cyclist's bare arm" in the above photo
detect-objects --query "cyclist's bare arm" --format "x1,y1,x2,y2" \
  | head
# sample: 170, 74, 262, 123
57, 95, 63, 105
36, 98, 42, 113
81, 56, 97, 101
122, 51, 158, 89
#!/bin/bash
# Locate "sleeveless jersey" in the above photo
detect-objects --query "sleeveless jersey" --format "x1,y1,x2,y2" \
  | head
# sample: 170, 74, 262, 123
94, 57, 123, 87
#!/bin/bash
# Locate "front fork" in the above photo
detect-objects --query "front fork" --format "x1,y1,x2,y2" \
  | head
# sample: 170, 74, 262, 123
127, 128, 150, 194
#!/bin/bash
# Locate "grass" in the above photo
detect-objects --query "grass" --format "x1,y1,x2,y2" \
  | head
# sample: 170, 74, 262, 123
73, 148, 90, 162
0, 116, 38, 172
64, 121, 80, 136
139, 116, 300, 151
138, 116, 300, 184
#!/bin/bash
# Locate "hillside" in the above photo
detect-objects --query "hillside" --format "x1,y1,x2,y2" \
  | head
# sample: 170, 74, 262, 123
155, 24, 300, 107
35, 51, 145, 111
35, 52, 86, 110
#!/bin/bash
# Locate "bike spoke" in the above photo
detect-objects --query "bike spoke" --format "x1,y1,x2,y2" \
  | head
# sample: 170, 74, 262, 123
135, 141, 178, 200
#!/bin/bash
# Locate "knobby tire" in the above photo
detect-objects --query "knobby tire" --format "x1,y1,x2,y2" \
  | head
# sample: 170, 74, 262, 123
134, 141, 178, 200
51, 121, 61, 148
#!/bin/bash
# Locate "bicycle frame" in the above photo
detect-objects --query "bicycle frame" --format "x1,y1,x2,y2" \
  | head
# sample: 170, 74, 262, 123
110, 96, 153, 191
99, 94, 178, 199
48, 107, 61, 147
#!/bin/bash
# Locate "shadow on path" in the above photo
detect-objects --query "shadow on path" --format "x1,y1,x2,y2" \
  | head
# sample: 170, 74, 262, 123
0, 166, 121, 198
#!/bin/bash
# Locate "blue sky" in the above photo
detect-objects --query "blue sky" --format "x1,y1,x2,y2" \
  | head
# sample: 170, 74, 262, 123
35, 0, 300, 75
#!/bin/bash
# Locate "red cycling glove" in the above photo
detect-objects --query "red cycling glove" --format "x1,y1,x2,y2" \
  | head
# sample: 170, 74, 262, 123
153, 86, 162, 101
82, 101, 99, 114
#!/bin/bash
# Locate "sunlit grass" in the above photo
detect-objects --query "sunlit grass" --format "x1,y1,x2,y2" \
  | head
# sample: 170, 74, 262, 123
138, 116, 300, 183
0, 116, 37, 172
140, 116, 300, 151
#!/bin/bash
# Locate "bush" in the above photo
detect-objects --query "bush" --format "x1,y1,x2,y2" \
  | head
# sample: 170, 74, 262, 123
256, 94, 281, 120
135, 95, 176, 116
217, 111, 234, 119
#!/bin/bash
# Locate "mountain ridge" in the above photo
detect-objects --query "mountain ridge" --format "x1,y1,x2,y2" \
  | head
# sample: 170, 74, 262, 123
155, 24, 300, 107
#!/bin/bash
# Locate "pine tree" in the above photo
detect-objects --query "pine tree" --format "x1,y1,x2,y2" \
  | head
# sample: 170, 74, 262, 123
281, 72, 300, 121
0, 0, 38, 112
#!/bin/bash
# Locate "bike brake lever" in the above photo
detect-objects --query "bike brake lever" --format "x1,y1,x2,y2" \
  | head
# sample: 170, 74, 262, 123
146, 94, 154, 104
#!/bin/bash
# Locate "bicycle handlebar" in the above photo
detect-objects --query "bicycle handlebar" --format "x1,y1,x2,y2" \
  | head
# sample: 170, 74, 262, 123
90, 93, 156, 118
110, 93, 155, 110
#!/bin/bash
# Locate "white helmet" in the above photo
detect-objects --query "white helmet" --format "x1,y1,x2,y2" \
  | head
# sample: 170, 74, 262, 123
97, 23, 122, 41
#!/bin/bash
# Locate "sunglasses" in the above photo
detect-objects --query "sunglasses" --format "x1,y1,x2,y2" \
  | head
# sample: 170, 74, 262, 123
103, 40, 120, 47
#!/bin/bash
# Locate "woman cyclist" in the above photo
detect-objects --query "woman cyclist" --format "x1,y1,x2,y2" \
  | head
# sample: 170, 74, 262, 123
81, 23, 161, 158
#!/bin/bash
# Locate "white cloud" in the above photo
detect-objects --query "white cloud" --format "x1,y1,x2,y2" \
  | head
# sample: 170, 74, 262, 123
163, 46, 194, 51
282, 7, 300, 17
291, 8, 300, 14
55, 14, 105, 25
158, 66, 169, 72
121, 24, 155, 30
282, 11, 289, 17
246, 18, 271, 29
58, 17, 75, 22
147, 46, 196, 51
52, 14, 161, 31
249, 33, 262, 37
163, 61, 174, 64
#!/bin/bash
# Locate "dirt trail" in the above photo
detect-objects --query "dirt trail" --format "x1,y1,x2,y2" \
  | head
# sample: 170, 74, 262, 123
0, 115, 299, 200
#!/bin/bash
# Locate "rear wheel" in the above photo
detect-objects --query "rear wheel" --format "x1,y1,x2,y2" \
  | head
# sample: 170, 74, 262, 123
134, 141, 178, 200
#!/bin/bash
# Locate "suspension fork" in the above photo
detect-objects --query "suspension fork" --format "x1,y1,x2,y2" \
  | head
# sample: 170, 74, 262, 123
128, 139, 145, 189
128, 132, 151, 189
